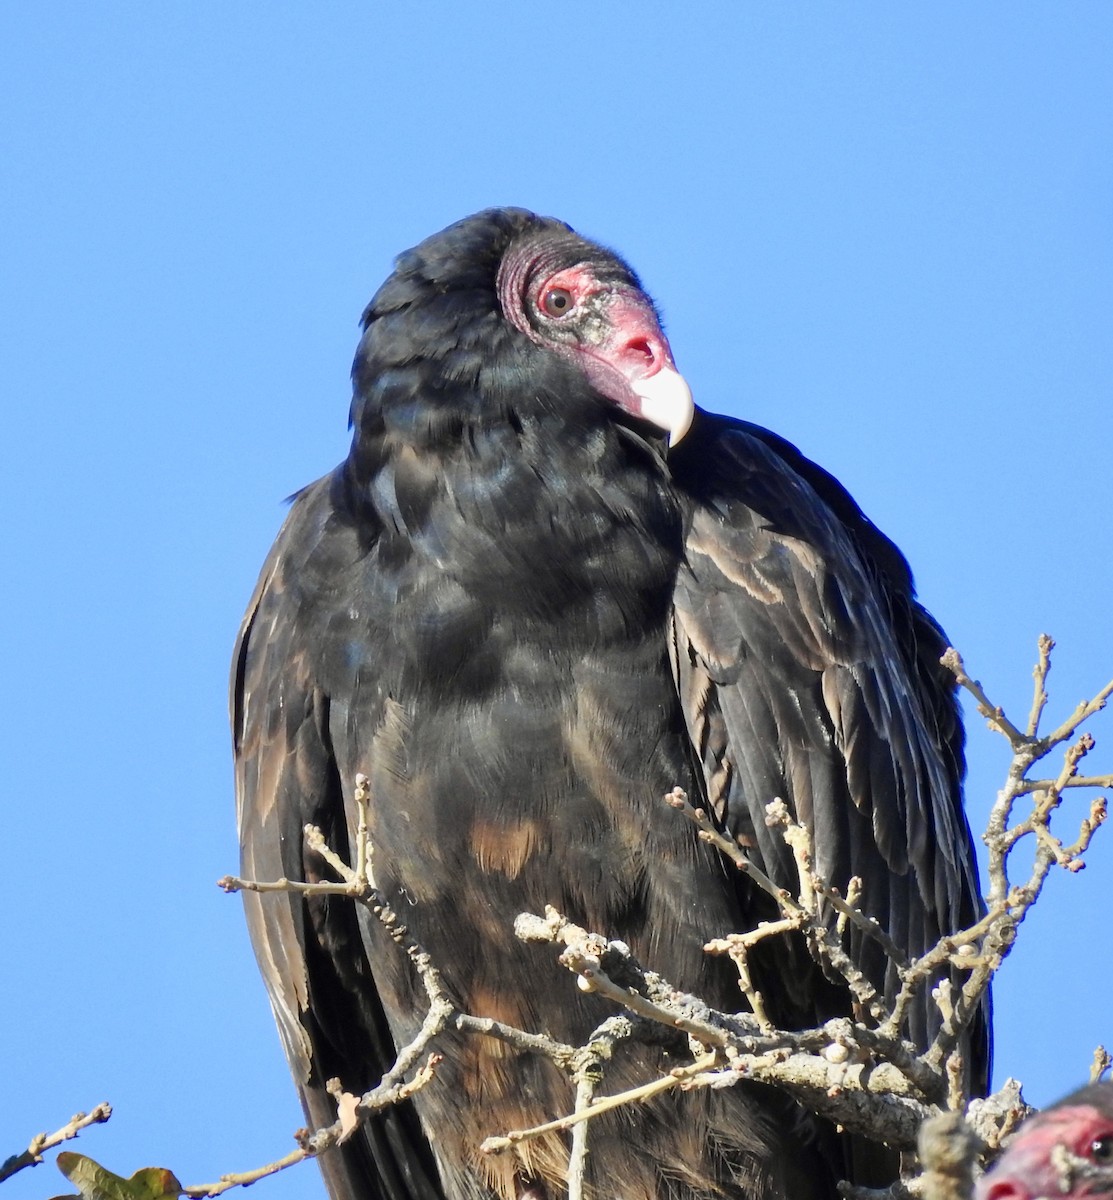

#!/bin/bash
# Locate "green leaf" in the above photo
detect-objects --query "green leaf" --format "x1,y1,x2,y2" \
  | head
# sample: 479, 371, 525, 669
52, 1152, 182, 1200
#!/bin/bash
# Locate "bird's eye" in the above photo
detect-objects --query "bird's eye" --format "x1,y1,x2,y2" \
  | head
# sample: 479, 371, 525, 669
541, 288, 574, 317
1091, 1135, 1113, 1163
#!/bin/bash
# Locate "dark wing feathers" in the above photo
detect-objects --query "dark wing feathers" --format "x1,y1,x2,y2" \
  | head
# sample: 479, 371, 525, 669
233, 480, 441, 1200
670, 413, 983, 1052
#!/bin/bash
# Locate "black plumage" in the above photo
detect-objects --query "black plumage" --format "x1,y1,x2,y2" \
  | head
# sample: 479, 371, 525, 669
232, 207, 986, 1200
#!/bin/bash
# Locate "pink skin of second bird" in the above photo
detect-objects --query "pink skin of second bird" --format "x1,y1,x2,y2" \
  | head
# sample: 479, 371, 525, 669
977, 1095, 1113, 1200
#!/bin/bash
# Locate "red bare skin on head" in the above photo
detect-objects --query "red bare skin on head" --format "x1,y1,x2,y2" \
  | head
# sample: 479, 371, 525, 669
978, 1096, 1113, 1200
541, 266, 680, 428
497, 240, 692, 441
534, 264, 678, 393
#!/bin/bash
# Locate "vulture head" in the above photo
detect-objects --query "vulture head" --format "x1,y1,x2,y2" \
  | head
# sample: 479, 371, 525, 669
350, 209, 694, 455
977, 1084, 1113, 1200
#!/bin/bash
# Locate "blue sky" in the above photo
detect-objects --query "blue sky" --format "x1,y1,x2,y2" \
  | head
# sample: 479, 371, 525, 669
3, 5, 1112, 1198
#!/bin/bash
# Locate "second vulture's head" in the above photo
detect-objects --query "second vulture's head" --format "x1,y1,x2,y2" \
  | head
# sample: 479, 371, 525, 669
977, 1083, 1113, 1200
350, 208, 694, 452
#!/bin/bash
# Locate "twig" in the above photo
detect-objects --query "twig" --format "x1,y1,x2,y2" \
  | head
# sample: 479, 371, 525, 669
964, 1077, 1029, 1153
518, 907, 935, 1147
916, 1110, 979, 1200
1010, 774, 1113, 796
480, 1053, 720, 1156
940, 648, 1030, 751
207, 778, 451, 1192
185, 1149, 310, 1198
516, 908, 744, 1052
765, 799, 909, 969
923, 643, 1111, 1078
1026, 633, 1054, 738
189, 937, 450, 1197
567, 1072, 595, 1200
0, 1105, 112, 1184
219, 773, 377, 900
455, 1014, 578, 1069
1040, 681, 1113, 754
705, 924, 797, 1030
666, 790, 892, 1022
1090, 1046, 1112, 1084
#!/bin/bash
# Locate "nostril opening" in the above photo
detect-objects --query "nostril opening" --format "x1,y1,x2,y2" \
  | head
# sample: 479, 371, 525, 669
625, 337, 655, 365
983, 1183, 1027, 1200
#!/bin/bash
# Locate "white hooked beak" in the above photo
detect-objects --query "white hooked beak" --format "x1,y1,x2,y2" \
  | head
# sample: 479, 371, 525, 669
633, 365, 694, 446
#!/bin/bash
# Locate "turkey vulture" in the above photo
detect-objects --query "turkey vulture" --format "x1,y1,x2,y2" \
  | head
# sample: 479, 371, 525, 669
232, 208, 986, 1200
976, 1083, 1113, 1199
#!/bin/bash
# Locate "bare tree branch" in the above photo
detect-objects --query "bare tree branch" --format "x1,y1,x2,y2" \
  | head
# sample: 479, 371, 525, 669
184, 1148, 312, 1198
0, 1105, 112, 1185
480, 1053, 720, 1157
1090, 1046, 1111, 1085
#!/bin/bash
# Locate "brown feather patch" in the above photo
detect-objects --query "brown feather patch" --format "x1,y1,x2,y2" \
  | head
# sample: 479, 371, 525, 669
469, 818, 541, 879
